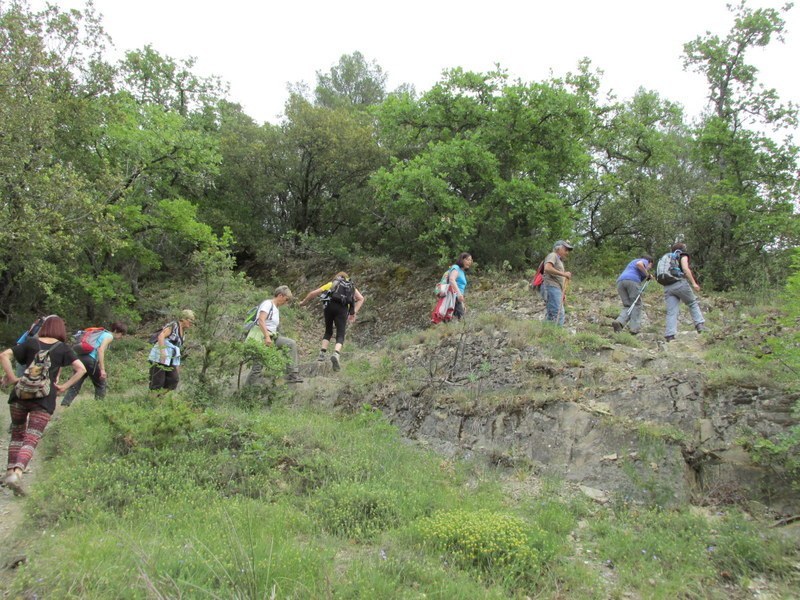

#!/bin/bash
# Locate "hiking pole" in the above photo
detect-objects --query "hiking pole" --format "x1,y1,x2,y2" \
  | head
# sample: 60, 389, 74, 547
625, 279, 650, 318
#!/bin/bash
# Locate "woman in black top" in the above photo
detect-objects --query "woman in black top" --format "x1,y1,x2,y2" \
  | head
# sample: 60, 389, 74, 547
0, 316, 85, 495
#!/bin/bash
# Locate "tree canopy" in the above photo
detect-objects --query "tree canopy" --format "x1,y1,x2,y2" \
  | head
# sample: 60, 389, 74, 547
0, 0, 797, 327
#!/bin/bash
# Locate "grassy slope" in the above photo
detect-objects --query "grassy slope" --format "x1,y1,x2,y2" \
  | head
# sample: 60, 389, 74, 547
1, 265, 798, 598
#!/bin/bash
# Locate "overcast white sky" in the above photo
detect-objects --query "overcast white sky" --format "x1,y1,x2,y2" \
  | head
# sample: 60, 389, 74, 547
44, 0, 800, 129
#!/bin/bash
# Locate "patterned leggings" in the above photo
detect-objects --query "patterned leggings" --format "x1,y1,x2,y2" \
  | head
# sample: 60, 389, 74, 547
7, 402, 51, 471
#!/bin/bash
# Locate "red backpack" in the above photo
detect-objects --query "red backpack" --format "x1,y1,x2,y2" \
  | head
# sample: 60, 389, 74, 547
72, 327, 106, 355
529, 260, 545, 292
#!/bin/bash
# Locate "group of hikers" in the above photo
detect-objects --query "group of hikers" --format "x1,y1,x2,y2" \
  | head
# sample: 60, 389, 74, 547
431, 240, 706, 339
0, 273, 362, 495
2, 243, 704, 497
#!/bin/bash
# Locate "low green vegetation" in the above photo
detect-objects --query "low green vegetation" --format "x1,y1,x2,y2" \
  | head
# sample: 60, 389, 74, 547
2, 334, 796, 599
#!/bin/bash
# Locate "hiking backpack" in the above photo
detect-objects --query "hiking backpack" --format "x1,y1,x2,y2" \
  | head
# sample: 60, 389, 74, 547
148, 321, 183, 346
529, 260, 545, 292
15, 342, 61, 400
655, 251, 684, 286
72, 327, 106, 355
242, 303, 273, 336
328, 277, 355, 305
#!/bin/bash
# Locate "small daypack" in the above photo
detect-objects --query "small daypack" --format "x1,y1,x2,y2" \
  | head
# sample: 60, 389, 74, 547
72, 327, 106, 355
15, 342, 61, 400
529, 260, 545, 292
148, 321, 183, 346
328, 277, 355, 305
242, 303, 273, 336
435, 267, 455, 297
655, 251, 684, 286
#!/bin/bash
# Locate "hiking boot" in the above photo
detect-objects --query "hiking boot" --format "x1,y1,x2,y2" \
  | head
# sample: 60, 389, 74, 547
665, 335, 675, 342
612, 321, 623, 333
331, 353, 341, 372
695, 323, 708, 333
285, 373, 304, 384
316, 350, 327, 362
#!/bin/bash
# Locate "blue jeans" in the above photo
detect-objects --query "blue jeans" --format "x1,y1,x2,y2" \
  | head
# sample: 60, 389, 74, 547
542, 284, 565, 326
664, 279, 705, 337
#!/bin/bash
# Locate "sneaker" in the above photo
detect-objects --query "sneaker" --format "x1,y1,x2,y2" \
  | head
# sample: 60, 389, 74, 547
285, 373, 304, 384
317, 351, 327, 362
331, 353, 341, 372
612, 321, 623, 333
696, 323, 708, 333
665, 335, 675, 342
4, 472, 25, 496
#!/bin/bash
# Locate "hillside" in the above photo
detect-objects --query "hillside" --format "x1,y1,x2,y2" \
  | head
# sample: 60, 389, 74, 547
1, 262, 799, 598
288, 265, 799, 512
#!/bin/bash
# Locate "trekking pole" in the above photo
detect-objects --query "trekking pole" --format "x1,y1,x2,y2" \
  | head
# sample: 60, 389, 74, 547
626, 279, 650, 318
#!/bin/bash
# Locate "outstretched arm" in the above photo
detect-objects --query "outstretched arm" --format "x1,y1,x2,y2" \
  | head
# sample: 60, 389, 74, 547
298, 287, 325, 306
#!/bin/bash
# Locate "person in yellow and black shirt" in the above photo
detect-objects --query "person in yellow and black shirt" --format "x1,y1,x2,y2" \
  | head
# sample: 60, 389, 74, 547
299, 272, 364, 372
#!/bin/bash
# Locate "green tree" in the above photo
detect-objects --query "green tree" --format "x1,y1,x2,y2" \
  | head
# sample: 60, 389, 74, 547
574, 88, 696, 261
272, 94, 386, 240
118, 44, 227, 117
314, 51, 387, 110
370, 67, 592, 265
0, 1, 105, 317
682, 1, 799, 289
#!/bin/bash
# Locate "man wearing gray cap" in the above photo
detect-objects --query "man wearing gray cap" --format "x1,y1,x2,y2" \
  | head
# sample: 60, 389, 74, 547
541, 240, 573, 326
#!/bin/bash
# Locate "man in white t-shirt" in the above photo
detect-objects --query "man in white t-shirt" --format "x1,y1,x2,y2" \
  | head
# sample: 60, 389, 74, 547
245, 285, 303, 385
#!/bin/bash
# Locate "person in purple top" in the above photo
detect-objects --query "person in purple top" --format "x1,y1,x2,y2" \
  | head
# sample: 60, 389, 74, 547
612, 255, 653, 335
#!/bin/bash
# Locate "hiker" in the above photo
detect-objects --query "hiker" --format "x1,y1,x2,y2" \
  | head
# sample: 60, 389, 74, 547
298, 272, 364, 372
245, 286, 303, 385
61, 321, 128, 406
431, 252, 473, 324
658, 242, 707, 342
541, 240, 573, 326
147, 309, 195, 392
612, 255, 653, 335
0, 315, 86, 495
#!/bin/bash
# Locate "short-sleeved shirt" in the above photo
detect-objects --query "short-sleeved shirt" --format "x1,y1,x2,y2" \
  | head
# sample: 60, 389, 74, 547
450, 265, 467, 296
542, 252, 567, 291
10, 338, 78, 414
617, 258, 649, 283
245, 299, 280, 343
88, 330, 113, 361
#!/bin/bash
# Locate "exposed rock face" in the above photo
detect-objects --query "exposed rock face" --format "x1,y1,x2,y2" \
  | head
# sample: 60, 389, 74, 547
366, 326, 799, 510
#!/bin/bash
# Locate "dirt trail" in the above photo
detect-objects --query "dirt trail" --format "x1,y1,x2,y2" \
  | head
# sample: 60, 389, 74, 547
0, 406, 28, 563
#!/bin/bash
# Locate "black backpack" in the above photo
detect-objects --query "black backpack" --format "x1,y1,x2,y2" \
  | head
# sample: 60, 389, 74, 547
328, 277, 355, 306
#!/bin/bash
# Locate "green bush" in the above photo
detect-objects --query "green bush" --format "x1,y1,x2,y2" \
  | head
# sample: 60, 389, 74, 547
105, 393, 207, 453
417, 509, 544, 580
313, 482, 401, 540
